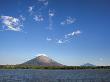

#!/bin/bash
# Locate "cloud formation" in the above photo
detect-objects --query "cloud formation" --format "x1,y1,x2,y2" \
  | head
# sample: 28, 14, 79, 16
49, 9, 55, 17
28, 0, 49, 23
46, 37, 52, 41
33, 15, 44, 22
19, 15, 25, 21
47, 9, 55, 30
28, 6, 34, 15
37, 53, 47, 57
64, 30, 81, 39
28, 6, 33, 12
61, 17, 76, 25
0, 16, 24, 32
28, 6, 44, 23
38, 0, 48, 6
57, 40, 64, 44
27, 1, 56, 30
46, 30, 81, 44
57, 30, 81, 44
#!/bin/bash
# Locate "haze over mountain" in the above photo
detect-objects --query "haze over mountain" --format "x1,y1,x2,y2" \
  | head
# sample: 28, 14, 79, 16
22, 54, 63, 66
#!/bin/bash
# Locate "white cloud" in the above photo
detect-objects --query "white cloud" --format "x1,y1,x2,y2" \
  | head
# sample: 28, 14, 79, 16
56, 39, 72, 44
44, 1, 48, 6
49, 9, 55, 17
56, 30, 81, 44
37, 53, 47, 57
0, 16, 24, 32
38, 0, 46, 1
45, 30, 81, 44
57, 40, 64, 44
28, 6, 34, 13
61, 17, 76, 25
28, 6, 44, 22
19, 15, 25, 21
46, 37, 52, 41
46, 30, 81, 44
65, 30, 81, 38
38, 0, 48, 6
33, 15, 44, 22
47, 9, 55, 30
74, 30, 81, 35
27, 0, 49, 24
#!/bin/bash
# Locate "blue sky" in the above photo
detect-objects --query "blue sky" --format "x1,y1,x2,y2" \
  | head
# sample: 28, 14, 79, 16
0, 0, 110, 66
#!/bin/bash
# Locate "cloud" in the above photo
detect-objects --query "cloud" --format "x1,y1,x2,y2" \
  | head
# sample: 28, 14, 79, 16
61, 16, 76, 25
47, 9, 55, 30
57, 40, 64, 44
46, 30, 81, 44
33, 15, 44, 22
49, 9, 55, 17
28, 6, 34, 13
74, 30, 81, 35
0, 16, 24, 32
19, 15, 25, 21
65, 30, 81, 38
28, 0, 49, 23
28, 6, 44, 23
56, 30, 81, 44
46, 37, 52, 41
38, 0, 46, 1
38, 0, 48, 6
37, 53, 47, 57
44, 1, 48, 6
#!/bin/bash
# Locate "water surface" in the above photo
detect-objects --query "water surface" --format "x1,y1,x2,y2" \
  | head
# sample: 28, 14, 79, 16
0, 69, 110, 82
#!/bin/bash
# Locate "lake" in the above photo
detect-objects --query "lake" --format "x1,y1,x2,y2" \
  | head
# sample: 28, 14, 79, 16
0, 69, 110, 82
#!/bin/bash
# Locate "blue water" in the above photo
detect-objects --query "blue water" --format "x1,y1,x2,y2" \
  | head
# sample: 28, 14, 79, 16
0, 69, 110, 82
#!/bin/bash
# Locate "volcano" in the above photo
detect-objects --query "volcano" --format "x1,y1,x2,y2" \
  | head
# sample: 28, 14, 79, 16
81, 63, 95, 66
22, 54, 63, 66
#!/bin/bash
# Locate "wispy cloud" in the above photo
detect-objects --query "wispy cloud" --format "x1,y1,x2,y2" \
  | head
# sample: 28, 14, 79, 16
28, 0, 49, 23
49, 9, 55, 17
0, 16, 24, 32
33, 15, 44, 22
65, 30, 81, 38
29, 6, 33, 12
56, 30, 81, 44
57, 40, 64, 44
28, 6, 44, 23
61, 16, 76, 25
46, 37, 52, 41
38, 0, 48, 6
47, 9, 55, 30
44, 1, 48, 6
46, 30, 81, 44
38, 0, 46, 1
19, 15, 25, 21
28, 6, 34, 14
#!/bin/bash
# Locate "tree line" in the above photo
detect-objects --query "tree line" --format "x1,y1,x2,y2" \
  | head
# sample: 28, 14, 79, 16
0, 65, 110, 69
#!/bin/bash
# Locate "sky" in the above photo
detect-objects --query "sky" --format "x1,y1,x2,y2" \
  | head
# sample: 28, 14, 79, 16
0, 0, 110, 66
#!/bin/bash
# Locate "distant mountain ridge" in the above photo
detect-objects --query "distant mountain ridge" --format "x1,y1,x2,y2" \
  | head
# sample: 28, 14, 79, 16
81, 63, 95, 66
22, 54, 63, 66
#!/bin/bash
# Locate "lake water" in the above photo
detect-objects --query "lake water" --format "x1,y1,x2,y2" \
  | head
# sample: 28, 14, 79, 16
0, 69, 110, 82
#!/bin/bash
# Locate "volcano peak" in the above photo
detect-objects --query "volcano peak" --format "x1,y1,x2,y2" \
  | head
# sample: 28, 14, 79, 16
22, 54, 63, 66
